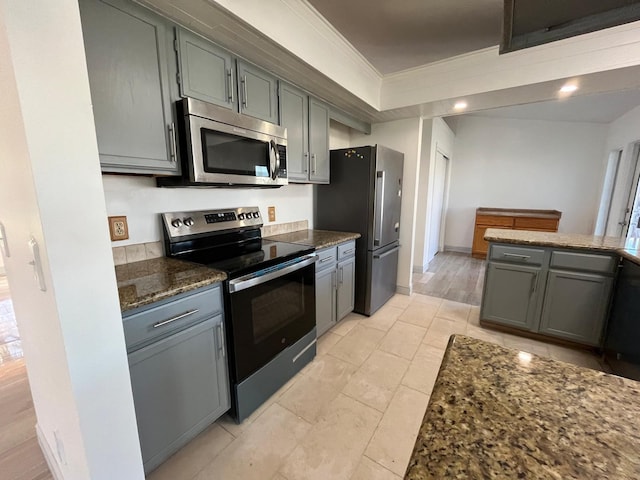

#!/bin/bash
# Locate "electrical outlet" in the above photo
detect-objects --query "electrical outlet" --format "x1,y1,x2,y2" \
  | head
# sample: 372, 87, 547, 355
268, 206, 276, 222
108, 216, 129, 241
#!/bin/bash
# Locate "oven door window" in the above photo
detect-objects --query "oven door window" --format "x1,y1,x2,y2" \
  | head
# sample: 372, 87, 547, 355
201, 128, 269, 177
229, 263, 315, 382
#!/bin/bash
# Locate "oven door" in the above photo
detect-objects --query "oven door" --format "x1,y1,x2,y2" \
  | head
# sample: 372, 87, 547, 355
227, 255, 316, 382
187, 114, 287, 186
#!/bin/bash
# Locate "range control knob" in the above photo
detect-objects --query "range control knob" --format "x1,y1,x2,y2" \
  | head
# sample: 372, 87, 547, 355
171, 218, 183, 228
238, 213, 245, 220
253, 212, 260, 218
183, 217, 195, 226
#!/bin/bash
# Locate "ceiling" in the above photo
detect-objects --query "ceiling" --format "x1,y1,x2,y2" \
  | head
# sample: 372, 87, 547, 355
461, 88, 640, 123
306, 0, 503, 74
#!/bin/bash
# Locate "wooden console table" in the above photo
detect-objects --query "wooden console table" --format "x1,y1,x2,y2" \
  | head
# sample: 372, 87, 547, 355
471, 207, 561, 259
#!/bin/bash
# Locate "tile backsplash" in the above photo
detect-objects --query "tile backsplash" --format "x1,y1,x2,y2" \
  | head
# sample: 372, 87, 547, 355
112, 220, 309, 266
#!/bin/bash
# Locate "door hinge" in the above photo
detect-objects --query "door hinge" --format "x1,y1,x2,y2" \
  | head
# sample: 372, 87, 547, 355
176, 72, 181, 86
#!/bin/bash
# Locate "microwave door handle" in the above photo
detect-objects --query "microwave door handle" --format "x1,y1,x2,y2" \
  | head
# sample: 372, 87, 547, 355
269, 140, 280, 180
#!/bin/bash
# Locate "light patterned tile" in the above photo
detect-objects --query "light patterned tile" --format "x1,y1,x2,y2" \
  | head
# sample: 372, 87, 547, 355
436, 300, 471, 323
124, 244, 146, 263
502, 334, 551, 358
378, 322, 427, 360
316, 331, 341, 356
410, 294, 443, 307
398, 303, 438, 328
279, 394, 382, 480
386, 294, 412, 309
365, 386, 430, 476
144, 241, 163, 259
147, 424, 233, 480
351, 457, 401, 480
401, 343, 445, 395
342, 350, 409, 412
548, 344, 603, 370
196, 404, 311, 480
465, 325, 504, 346
112, 247, 126, 266
361, 304, 404, 332
331, 313, 363, 336
468, 305, 481, 326
328, 325, 385, 366
423, 317, 466, 350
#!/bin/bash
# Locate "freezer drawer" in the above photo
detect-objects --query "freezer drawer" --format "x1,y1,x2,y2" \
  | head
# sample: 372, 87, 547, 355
366, 243, 399, 316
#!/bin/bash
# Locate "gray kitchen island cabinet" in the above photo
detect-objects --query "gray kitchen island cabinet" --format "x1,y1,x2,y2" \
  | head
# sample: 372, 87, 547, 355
279, 82, 330, 183
79, 0, 179, 175
123, 284, 229, 474
315, 241, 356, 336
481, 243, 618, 346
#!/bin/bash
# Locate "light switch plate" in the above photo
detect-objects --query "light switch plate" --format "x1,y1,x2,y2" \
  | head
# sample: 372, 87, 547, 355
268, 206, 276, 222
108, 216, 129, 241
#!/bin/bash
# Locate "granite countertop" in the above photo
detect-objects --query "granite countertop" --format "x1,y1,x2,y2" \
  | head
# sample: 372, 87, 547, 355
115, 257, 226, 312
478, 208, 562, 219
405, 335, 640, 479
484, 228, 640, 265
265, 229, 361, 249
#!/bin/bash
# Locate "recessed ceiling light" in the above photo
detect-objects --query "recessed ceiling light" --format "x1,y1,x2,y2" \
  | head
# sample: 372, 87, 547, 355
560, 84, 578, 93
454, 101, 467, 110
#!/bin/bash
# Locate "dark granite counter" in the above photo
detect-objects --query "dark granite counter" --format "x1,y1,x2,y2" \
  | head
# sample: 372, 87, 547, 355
405, 335, 640, 479
485, 228, 640, 266
115, 257, 226, 312
265, 229, 360, 249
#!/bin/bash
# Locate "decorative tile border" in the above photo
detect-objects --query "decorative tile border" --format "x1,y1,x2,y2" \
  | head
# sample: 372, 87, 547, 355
261, 220, 308, 237
112, 241, 163, 266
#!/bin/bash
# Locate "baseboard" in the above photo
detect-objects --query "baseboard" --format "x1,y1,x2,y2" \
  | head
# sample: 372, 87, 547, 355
444, 245, 472, 254
36, 424, 63, 480
396, 285, 411, 296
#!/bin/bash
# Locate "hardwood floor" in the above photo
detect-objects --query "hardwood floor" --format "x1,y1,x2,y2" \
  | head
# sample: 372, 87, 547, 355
0, 276, 52, 480
412, 251, 486, 305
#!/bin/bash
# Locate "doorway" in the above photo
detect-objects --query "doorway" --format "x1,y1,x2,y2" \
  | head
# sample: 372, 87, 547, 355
426, 151, 449, 264
625, 144, 640, 248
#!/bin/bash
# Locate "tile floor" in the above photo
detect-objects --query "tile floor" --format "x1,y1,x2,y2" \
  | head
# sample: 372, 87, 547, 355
148, 292, 609, 480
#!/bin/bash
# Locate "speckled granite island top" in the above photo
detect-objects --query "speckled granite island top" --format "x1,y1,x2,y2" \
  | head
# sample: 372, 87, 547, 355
405, 335, 640, 479
265, 229, 360, 249
115, 257, 226, 312
485, 228, 640, 265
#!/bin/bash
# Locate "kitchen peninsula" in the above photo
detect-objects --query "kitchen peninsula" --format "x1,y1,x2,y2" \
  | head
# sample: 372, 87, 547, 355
405, 335, 640, 479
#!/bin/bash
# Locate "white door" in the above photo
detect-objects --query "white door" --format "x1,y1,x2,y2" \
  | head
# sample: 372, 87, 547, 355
427, 152, 449, 264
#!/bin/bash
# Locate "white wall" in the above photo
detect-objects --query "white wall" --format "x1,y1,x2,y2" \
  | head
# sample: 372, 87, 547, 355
352, 118, 423, 295
413, 118, 455, 272
0, 1, 143, 478
329, 120, 352, 149
602, 104, 640, 236
445, 115, 608, 250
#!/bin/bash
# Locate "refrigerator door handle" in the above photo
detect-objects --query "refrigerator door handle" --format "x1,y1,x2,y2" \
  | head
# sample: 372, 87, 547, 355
374, 171, 385, 246
373, 245, 400, 259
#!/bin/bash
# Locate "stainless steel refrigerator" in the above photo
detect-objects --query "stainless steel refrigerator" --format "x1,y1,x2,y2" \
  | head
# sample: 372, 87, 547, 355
315, 145, 404, 316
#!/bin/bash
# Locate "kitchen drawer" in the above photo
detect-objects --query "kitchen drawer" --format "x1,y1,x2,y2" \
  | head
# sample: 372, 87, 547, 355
550, 251, 618, 274
123, 284, 222, 351
490, 245, 545, 266
315, 246, 337, 272
476, 215, 514, 227
514, 217, 559, 230
337, 241, 356, 261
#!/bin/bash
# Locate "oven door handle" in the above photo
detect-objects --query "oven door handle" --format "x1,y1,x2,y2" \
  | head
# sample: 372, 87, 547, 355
228, 254, 317, 293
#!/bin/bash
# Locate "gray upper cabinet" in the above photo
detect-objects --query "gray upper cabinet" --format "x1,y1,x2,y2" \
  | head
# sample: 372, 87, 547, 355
481, 262, 541, 331
176, 28, 235, 110
279, 82, 309, 182
237, 60, 279, 124
79, 0, 179, 175
280, 82, 330, 184
309, 97, 330, 183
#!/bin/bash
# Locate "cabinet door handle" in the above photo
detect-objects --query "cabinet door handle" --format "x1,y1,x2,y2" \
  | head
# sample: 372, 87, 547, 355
168, 123, 177, 163
311, 153, 317, 174
503, 253, 530, 260
339, 266, 344, 285
530, 273, 538, 295
153, 309, 199, 328
304, 152, 309, 173
217, 322, 226, 358
227, 68, 234, 103
241, 75, 248, 108
332, 270, 337, 290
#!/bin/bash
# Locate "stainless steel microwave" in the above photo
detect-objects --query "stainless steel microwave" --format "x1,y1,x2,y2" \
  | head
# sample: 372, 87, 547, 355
161, 97, 287, 187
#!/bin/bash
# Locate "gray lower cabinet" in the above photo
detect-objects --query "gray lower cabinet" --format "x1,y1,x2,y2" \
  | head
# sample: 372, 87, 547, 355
79, 0, 179, 175
237, 59, 279, 124
538, 270, 613, 345
176, 28, 236, 110
481, 243, 618, 346
123, 285, 229, 474
481, 262, 541, 331
279, 82, 330, 183
315, 241, 356, 337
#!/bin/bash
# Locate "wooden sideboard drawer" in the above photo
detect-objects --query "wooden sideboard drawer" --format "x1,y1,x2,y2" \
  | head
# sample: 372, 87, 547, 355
476, 215, 514, 227
514, 217, 559, 230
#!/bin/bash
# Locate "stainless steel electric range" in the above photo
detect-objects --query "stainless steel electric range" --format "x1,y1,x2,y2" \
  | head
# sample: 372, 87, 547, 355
162, 207, 317, 423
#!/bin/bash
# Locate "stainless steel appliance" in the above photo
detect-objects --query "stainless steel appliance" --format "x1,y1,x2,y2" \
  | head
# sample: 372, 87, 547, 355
316, 145, 404, 316
162, 207, 316, 422
158, 98, 288, 187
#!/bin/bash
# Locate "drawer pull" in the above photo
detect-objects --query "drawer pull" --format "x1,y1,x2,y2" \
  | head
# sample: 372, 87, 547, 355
153, 309, 199, 328
342, 249, 355, 255
503, 253, 531, 260
319, 256, 335, 263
